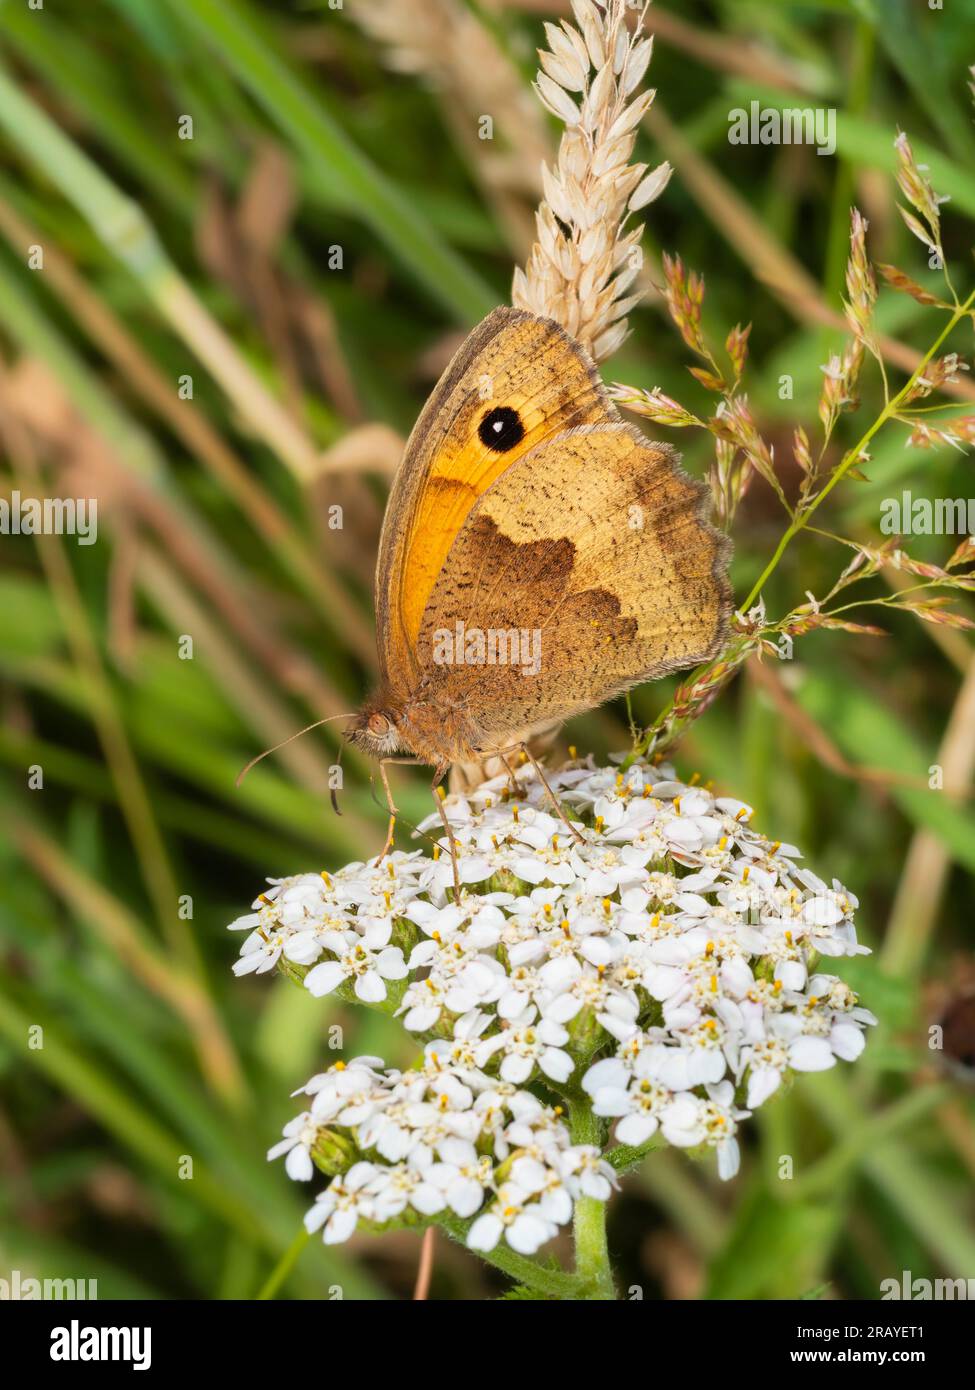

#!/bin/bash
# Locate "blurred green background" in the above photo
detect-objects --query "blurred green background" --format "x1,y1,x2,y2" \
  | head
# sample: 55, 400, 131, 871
1, 0, 974, 1300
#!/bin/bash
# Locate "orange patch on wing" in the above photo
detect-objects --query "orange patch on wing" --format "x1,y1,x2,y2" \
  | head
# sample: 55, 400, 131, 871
399, 396, 554, 646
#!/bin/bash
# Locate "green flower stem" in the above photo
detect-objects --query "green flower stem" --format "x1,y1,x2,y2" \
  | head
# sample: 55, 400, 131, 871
438, 1215, 581, 1300
632, 285, 975, 761
739, 284, 975, 615
569, 1100, 616, 1300
257, 1225, 310, 1301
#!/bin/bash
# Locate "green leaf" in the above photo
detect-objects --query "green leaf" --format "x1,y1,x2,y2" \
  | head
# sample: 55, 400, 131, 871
161, 0, 497, 323
795, 669, 975, 875
705, 1178, 842, 1299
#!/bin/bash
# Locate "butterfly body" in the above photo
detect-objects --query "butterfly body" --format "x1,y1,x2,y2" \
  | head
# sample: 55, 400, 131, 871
349, 306, 732, 774
351, 681, 482, 768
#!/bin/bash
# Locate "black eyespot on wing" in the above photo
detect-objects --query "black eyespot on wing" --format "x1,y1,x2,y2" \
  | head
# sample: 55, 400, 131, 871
478, 405, 525, 452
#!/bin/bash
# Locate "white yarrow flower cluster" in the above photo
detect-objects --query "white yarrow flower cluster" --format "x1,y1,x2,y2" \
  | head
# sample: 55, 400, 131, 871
273, 1052, 615, 1254
231, 756, 874, 1255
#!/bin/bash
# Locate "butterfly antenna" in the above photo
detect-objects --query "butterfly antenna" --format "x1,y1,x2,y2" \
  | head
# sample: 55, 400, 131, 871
235, 713, 354, 788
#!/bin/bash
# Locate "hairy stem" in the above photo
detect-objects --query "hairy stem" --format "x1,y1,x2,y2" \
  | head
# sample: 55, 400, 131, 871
438, 1214, 580, 1299
569, 1100, 616, 1300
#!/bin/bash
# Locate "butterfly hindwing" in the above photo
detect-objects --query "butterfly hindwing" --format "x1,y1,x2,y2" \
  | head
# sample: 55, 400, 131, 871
413, 423, 731, 746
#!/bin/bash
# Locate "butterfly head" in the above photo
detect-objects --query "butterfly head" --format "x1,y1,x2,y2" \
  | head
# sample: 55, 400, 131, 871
347, 702, 407, 759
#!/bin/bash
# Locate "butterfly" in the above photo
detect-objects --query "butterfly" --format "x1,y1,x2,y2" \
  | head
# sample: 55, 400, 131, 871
347, 306, 732, 873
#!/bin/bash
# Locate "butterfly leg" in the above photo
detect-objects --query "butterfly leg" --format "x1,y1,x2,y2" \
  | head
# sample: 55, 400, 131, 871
497, 756, 524, 808
375, 756, 437, 859
517, 742, 585, 845
495, 748, 522, 802
430, 764, 462, 904
376, 759, 400, 861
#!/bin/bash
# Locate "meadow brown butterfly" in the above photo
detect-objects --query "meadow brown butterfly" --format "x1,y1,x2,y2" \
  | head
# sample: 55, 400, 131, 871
348, 306, 732, 863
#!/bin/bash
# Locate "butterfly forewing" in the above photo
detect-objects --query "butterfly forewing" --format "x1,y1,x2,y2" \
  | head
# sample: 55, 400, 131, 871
374, 307, 607, 694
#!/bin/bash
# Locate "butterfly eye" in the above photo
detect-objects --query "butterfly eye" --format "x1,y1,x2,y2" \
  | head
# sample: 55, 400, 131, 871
478, 405, 524, 452
367, 713, 391, 737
